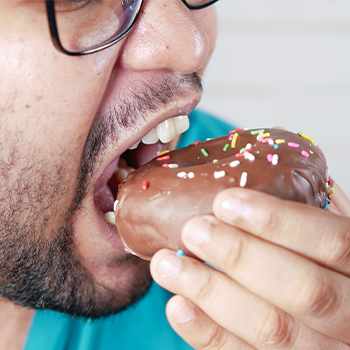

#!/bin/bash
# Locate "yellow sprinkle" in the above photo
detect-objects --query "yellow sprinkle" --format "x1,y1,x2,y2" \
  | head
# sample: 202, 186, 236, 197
309, 150, 314, 154
231, 133, 239, 148
257, 132, 270, 140
275, 139, 285, 145
158, 150, 170, 156
213, 159, 219, 164
299, 133, 316, 146
331, 188, 335, 194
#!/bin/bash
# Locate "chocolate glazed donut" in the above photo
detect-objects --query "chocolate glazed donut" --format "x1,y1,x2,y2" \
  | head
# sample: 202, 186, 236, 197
114, 128, 333, 260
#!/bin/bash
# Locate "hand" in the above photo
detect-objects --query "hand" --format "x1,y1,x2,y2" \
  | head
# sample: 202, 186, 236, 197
150, 182, 350, 349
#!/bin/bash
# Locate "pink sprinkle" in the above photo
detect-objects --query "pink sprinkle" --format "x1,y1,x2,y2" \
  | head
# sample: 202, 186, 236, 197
288, 142, 299, 149
228, 134, 234, 141
301, 150, 309, 158
258, 137, 265, 143
262, 138, 273, 144
267, 154, 273, 162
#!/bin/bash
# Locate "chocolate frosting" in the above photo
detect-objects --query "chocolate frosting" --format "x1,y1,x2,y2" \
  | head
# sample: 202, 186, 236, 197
115, 128, 332, 260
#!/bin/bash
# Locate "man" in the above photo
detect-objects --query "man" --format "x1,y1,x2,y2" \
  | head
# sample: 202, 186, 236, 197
1, 0, 350, 349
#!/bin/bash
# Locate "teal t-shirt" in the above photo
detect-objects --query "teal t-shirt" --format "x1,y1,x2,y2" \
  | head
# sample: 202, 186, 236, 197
25, 110, 233, 350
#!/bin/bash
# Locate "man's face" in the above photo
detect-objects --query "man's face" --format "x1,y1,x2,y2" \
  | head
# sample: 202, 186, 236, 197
0, 0, 217, 317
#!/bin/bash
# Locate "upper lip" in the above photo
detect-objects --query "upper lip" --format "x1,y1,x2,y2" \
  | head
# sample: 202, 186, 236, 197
92, 98, 200, 188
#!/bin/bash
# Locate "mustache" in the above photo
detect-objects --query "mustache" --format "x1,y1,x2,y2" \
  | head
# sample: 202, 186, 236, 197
71, 72, 202, 213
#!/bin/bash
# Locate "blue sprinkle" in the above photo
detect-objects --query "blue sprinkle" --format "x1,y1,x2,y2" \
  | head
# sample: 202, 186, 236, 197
176, 250, 185, 257
274, 144, 279, 149
322, 198, 328, 210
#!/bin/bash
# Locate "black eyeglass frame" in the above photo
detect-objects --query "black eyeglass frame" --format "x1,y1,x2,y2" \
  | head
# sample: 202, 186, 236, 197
45, 0, 219, 56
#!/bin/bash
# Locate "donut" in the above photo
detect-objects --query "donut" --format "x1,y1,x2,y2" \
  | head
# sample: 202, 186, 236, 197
114, 128, 333, 260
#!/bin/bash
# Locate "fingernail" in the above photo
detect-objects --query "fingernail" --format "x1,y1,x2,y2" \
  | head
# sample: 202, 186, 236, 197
187, 218, 210, 245
173, 300, 195, 324
219, 195, 242, 221
158, 252, 182, 278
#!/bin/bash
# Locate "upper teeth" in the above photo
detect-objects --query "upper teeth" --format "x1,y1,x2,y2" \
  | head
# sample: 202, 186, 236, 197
129, 115, 189, 150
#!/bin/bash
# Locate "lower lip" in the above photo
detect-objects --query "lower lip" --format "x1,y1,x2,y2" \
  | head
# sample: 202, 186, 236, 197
93, 200, 125, 252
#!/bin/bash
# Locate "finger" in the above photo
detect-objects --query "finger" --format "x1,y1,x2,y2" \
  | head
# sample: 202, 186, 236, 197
151, 250, 348, 349
181, 215, 350, 344
166, 295, 255, 350
328, 182, 350, 218
212, 188, 350, 276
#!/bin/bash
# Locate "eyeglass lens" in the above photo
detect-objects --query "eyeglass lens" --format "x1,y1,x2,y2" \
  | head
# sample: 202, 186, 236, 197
53, 0, 217, 53
53, 0, 143, 52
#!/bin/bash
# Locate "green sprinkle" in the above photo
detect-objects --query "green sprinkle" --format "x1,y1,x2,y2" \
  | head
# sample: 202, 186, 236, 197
251, 129, 264, 135
223, 143, 229, 151
240, 147, 246, 153
201, 148, 209, 157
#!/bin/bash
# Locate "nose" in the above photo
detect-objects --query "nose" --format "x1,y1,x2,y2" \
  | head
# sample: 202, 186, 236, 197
119, 0, 211, 74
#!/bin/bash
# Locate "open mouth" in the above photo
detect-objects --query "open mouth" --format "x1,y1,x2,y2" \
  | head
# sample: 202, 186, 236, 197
93, 115, 189, 226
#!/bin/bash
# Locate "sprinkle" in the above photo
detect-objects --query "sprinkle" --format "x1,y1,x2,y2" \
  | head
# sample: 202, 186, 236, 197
272, 154, 279, 165
309, 150, 314, 154
142, 181, 148, 190
301, 150, 310, 158
231, 133, 239, 148
240, 172, 248, 187
230, 160, 240, 167
240, 147, 245, 153
201, 148, 209, 157
331, 188, 335, 194
298, 132, 316, 146
235, 153, 245, 158
213, 159, 219, 164
328, 177, 333, 185
176, 250, 185, 257
162, 163, 169, 168
267, 154, 273, 163
168, 163, 179, 169
257, 132, 270, 140
194, 140, 199, 146
251, 129, 264, 135
214, 170, 225, 179
188, 172, 195, 179
274, 144, 279, 149
113, 200, 119, 211
228, 134, 234, 141
177, 172, 187, 178
262, 138, 273, 144
223, 143, 229, 151
322, 198, 329, 210
275, 139, 285, 145
246, 143, 252, 150
244, 152, 255, 161
158, 150, 169, 156
288, 142, 299, 149
230, 128, 243, 134
157, 155, 170, 161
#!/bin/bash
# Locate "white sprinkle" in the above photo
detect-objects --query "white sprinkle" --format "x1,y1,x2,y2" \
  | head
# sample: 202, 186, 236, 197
244, 152, 255, 161
177, 172, 187, 179
240, 172, 248, 187
214, 170, 226, 179
246, 143, 252, 149
272, 154, 279, 165
168, 163, 179, 169
269, 139, 274, 146
113, 200, 119, 212
206, 138, 212, 141
230, 160, 240, 168
188, 172, 195, 179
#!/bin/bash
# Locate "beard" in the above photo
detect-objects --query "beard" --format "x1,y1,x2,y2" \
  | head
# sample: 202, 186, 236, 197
0, 72, 202, 318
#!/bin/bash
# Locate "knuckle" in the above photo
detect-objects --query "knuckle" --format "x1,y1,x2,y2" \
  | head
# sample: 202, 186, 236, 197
221, 233, 247, 270
293, 273, 338, 319
193, 267, 219, 306
255, 205, 286, 240
201, 324, 229, 350
256, 305, 296, 349
324, 225, 350, 269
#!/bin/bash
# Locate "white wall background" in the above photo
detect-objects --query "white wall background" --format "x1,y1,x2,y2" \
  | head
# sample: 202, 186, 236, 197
198, 0, 350, 197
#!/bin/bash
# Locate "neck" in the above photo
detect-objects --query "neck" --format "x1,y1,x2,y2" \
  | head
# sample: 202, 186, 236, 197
0, 298, 34, 350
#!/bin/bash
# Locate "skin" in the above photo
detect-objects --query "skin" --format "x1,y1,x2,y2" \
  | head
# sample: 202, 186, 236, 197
1, 0, 350, 350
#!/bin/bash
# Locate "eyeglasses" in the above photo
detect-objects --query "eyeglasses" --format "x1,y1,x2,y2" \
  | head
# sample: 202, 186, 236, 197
45, 0, 219, 56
